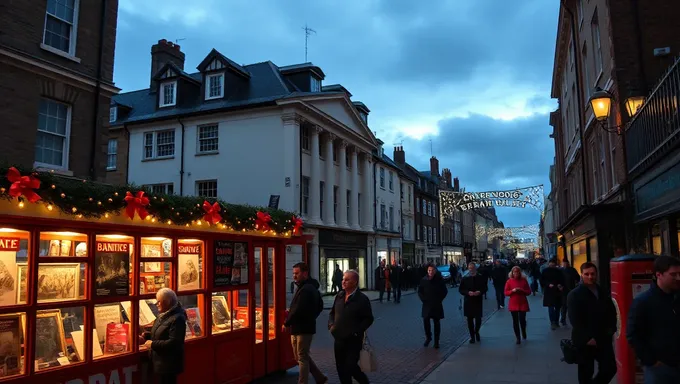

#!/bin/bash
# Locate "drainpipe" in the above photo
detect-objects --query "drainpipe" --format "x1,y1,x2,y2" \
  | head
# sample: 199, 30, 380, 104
373, 157, 377, 265
123, 124, 130, 183
178, 118, 185, 195
89, 0, 107, 180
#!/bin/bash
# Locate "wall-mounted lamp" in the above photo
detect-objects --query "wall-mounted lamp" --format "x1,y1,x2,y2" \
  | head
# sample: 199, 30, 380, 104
589, 88, 645, 134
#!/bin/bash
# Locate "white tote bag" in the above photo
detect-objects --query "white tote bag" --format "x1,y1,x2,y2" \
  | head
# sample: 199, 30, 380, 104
359, 332, 378, 372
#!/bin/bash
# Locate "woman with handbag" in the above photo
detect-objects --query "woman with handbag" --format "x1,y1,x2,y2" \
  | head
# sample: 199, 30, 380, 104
504, 266, 532, 344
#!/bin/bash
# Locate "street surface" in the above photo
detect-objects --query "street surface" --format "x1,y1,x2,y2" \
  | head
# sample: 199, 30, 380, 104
256, 284, 497, 384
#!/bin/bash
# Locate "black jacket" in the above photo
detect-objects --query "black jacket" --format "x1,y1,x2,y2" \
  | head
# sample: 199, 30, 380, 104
285, 278, 323, 335
567, 283, 616, 347
459, 274, 488, 318
541, 267, 565, 307
418, 274, 448, 319
561, 267, 580, 293
328, 289, 374, 340
148, 304, 187, 375
490, 266, 508, 287
626, 283, 680, 367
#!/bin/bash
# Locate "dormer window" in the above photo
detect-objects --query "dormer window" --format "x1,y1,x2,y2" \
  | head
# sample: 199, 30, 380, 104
159, 81, 177, 107
109, 106, 117, 123
311, 77, 321, 92
359, 112, 367, 124
205, 73, 224, 100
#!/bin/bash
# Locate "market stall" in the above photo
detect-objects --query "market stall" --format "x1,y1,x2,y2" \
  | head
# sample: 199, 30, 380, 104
0, 167, 308, 384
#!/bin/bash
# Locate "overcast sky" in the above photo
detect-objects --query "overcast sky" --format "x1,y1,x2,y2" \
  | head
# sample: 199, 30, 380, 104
114, 0, 559, 228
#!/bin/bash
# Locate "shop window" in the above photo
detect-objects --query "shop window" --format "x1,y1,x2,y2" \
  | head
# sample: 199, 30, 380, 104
93, 302, 131, 359
179, 294, 204, 340
139, 262, 171, 294
36, 262, 87, 304
177, 239, 204, 291
211, 291, 233, 334
652, 224, 662, 255
140, 237, 172, 257
35, 307, 85, 371
39, 231, 87, 257
267, 247, 275, 341
0, 228, 29, 306
94, 235, 134, 299
0, 312, 25, 379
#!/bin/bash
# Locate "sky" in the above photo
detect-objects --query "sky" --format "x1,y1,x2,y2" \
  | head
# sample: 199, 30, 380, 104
113, 0, 559, 228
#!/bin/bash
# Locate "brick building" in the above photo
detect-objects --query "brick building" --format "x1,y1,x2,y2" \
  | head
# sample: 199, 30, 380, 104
549, 0, 680, 285
0, 0, 120, 179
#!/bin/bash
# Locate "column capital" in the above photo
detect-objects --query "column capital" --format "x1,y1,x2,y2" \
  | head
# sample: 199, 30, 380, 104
312, 125, 323, 135
339, 139, 349, 148
326, 132, 337, 141
281, 112, 302, 124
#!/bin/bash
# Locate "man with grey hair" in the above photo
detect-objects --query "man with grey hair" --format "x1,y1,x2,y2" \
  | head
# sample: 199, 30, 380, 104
140, 288, 186, 384
328, 270, 374, 384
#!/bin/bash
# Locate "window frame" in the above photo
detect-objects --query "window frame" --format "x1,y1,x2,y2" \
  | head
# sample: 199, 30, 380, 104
310, 76, 321, 92
159, 81, 177, 108
592, 11, 604, 78
197, 124, 219, 154
35, 98, 72, 171
379, 168, 385, 189
143, 183, 174, 195
109, 106, 117, 123
196, 180, 218, 198
143, 130, 176, 160
41, 0, 80, 59
205, 72, 225, 100
106, 139, 117, 171
301, 125, 310, 151
302, 177, 310, 215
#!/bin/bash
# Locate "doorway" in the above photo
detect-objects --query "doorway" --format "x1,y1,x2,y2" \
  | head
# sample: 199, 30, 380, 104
252, 243, 280, 377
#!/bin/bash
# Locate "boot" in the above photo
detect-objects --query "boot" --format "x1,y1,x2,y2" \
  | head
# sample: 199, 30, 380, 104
433, 340, 440, 349
476, 332, 481, 342
469, 333, 476, 344
521, 327, 527, 340
516, 338, 521, 345
423, 337, 431, 347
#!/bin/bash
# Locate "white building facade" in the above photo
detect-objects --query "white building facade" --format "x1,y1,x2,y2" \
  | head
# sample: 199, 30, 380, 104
373, 145, 403, 276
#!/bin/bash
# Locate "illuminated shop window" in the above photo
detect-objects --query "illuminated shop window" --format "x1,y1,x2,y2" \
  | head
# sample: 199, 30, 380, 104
35, 307, 85, 371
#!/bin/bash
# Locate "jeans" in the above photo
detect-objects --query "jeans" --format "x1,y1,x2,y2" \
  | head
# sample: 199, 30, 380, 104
494, 286, 505, 308
291, 335, 325, 384
510, 311, 527, 339
577, 341, 617, 384
644, 364, 680, 384
334, 334, 369, 384
423, 317, 441, 342
548, 306, 560, 325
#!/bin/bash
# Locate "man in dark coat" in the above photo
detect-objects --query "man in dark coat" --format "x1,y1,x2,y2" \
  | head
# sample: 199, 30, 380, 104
560, 259, 580, 326
332, 264, 343, 293
459, 262, 488, 344
329, 270, 374, 384
541, 258, 565, 329
567, 262, 617, 384
141, 288, 187, 384
449, 263, 459, 287
374, 259, 387, 302
418, 265, 448, 348
490, 260, 508, 309
389, 260, 403, 303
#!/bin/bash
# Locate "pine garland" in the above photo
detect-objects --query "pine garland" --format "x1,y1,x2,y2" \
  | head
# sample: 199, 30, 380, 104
0, 165, 301, 234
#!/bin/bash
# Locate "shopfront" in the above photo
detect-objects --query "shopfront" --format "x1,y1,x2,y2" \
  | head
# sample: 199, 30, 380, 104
402, 242, 415, 265
0, 170, 307, 384
318, 229, 367, 293
375, 235, 401, 266
425, 245, 442, 265
443, 246, 464, 267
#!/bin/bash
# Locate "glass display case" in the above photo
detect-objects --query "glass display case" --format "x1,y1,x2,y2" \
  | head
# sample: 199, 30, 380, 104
0, 312, 25, 379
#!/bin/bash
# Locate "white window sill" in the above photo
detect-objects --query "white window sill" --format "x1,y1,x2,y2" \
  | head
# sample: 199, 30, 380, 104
159, 104, 176, 108
142, 156, 175, 162
40, 44, 81, 63
34, 164, 73, 176
196, 151, 219, 157
205, 95, 223, 101
106, 167, 117, 172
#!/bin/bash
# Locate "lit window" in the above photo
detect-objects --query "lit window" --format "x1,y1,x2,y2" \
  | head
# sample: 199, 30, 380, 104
35, 98, 70, 169
42, 0, 79, 55
159, 81, 177, 107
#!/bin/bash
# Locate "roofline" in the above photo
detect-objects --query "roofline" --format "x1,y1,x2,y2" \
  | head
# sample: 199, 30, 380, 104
278, 63, 326, 79
550, 5, 570, 99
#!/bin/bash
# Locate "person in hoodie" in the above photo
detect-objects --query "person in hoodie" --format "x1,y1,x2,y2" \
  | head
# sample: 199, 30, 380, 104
284, 262, 327, 384
141, 288, 186, 384
490, 260, 508, 309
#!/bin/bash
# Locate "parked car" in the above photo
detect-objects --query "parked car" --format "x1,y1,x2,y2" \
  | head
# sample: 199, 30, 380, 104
437, 265, 451, 283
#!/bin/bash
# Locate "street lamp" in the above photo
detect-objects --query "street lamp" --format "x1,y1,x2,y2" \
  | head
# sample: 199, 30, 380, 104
588, 88, 645, 134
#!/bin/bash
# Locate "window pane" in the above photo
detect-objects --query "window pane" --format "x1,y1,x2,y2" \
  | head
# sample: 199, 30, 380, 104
35, 132, 64, 166
39, 231, 87, 257
233, 289, 249, 330
211, 292, 232, 334
254, 247, 262, 344
178, 239, 203, 291
0, 228, 29, 306
35, 306, 84, 371
267, 247, 275, 341
36, 262, 86, 303
156, 130, 175, 157
141, 237, 171, 258
0, 312, 26, 378
198, 125, 219, 152
44, 16, 71, 52
179, 294, 203, 340
139, 262, 170, 294
94, 235, 133, 298
93, 302, 130, 359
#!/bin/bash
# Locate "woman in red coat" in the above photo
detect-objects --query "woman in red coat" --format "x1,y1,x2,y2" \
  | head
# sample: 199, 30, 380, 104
504, 266, 532, 344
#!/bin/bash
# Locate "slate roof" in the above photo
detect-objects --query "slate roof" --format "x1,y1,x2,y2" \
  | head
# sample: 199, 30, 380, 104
111, 57, 350, 125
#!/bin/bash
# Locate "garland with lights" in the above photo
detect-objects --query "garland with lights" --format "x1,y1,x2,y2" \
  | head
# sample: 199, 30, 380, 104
0, 165, 303, 235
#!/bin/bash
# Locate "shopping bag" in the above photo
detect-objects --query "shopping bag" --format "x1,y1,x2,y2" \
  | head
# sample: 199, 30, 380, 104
359, 332, 378, 372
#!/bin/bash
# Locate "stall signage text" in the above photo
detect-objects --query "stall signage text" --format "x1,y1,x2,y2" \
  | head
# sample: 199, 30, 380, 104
63, 364, 138, 384
0, 237, 20, 251
178, 244, 200, 254
96, 242, 129, 253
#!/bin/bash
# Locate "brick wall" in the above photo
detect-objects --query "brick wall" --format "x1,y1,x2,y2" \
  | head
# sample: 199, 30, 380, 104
105, 128, 129, 185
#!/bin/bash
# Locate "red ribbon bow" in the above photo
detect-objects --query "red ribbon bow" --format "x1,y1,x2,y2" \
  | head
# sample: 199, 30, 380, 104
202, 201, 222, 225
6, 167, 41, 203
292, 216, 303, 235
255, 211, 272, 231
124, 191, 150, 220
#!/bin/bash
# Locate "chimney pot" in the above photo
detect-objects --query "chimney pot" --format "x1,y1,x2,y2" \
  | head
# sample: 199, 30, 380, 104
150, 39, 186, 90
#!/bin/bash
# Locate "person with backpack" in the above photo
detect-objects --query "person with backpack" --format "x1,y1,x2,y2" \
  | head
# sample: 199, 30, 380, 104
284, 262, 328, 384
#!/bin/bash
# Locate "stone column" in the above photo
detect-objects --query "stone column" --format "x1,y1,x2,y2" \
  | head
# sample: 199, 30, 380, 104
337, 140, 349, 228
350, 148, 361, 230
324, 133, 336, 226
362, 152, 373, 231
307, 126, 322, 225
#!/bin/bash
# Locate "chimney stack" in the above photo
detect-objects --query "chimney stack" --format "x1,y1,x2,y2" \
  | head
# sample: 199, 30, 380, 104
442, 168, 452, 187
393, 146, 405, 166
150, 39, 186, 90
453, 177, 460, 192
430, 156, 439, 177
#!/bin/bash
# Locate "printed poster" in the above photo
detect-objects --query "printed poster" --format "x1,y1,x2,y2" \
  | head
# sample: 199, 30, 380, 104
0, 237, 19, 306
178, 243, 200, 291
94, 242, 130, 297
213, 241, 234, 287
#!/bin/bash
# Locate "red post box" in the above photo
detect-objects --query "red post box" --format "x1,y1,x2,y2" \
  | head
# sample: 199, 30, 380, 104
610, 254, 656, 384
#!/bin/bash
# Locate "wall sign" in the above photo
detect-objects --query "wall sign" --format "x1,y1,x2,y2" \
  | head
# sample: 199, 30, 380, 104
319, 230, 367, 248
0, 238, 20, 251
635, 161, 680, 214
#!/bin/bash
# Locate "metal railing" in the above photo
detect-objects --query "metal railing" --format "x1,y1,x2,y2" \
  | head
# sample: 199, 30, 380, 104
626, 56, 680, 176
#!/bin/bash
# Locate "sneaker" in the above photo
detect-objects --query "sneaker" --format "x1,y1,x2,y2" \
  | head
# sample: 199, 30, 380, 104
500, 305, 504, 309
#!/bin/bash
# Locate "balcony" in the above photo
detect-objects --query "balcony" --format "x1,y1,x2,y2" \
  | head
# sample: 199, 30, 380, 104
626, 57, 680, 178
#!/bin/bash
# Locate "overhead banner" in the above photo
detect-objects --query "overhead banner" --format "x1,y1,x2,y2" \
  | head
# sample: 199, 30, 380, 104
440, 185, 544, 218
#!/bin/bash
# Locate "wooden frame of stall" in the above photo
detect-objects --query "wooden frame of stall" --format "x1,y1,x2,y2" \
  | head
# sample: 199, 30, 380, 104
0, 200, 309, 384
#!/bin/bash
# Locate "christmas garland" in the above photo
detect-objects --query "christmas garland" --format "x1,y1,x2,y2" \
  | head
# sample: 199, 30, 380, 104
0, 165, 303, 235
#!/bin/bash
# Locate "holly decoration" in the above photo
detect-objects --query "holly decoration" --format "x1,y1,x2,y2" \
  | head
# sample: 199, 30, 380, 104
0, 165, 300, 234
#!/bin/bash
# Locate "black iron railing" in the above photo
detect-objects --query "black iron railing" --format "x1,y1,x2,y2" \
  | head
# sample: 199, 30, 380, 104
626, 56, 680, 176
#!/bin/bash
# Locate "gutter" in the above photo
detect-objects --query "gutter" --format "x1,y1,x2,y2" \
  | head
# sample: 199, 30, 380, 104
89, 0, 107, 180
178, 118, 186, 195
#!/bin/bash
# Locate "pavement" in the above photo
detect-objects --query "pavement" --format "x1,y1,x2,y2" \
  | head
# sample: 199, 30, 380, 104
421, 293, 582, 384
322, 288, 417, 309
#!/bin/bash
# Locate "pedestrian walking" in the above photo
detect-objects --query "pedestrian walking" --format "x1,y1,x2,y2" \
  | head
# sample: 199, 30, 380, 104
449, 263, 459, 287
328, 270, 374, 384
541, 258, 565, 329
284, 262, 328, 384
390, 260, 403, 303
331, 264, 343, 294
504, 266, 531, 344
374, 260, 388, 302
140, 288, 186, 384
560, 259, 580, 327
530, 261, 541, 295
567, 262, 617, 384
459, 262, 488, 344
627, 255, 680, 383
418, 264, 448, 349
491, 260, 508, 309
